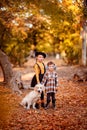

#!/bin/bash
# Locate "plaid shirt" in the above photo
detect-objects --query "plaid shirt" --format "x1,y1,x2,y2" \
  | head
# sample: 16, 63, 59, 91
41, 70, 58, 93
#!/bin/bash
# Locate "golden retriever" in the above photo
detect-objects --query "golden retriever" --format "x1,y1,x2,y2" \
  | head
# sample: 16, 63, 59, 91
20, 84, 44, 109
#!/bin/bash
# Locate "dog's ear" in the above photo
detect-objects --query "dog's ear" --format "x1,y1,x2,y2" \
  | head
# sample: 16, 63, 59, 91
34, 86, 38, 91
34, 84, 39, 91
41, 85, 45, 92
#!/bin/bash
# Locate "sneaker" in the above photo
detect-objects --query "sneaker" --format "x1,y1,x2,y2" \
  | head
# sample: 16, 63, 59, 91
44, 105, 49, 109
52, 106, 57, 110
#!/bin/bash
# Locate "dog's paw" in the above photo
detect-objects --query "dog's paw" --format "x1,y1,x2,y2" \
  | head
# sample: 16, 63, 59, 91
26, 106, 30, 109
33, 107, 36, 109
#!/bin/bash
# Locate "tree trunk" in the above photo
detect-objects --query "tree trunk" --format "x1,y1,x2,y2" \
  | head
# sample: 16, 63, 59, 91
0, 49, 13, 84
82, 25, 87, 66
0, 50, 22, 94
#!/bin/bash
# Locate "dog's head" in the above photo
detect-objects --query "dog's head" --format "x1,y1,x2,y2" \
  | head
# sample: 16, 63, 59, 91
34, 83, 44, 93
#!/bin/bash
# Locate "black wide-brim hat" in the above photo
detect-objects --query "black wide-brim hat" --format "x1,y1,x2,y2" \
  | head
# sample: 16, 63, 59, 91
35, 51, 46, 58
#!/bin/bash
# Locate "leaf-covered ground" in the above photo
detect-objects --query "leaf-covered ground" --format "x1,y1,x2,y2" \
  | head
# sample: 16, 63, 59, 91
0, 58, 87, 130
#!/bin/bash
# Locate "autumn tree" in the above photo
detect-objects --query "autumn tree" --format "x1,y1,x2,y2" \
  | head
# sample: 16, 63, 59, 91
0, 0, 84, 65
0, 0, 85, 91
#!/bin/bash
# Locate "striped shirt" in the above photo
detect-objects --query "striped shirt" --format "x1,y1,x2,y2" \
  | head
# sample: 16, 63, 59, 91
41, 70, 58, 93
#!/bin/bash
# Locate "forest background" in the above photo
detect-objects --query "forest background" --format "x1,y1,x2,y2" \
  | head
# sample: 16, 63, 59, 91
0, 0, 87, 66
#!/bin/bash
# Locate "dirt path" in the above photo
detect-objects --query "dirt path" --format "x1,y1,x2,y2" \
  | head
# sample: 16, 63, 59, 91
0, 57, 87, 130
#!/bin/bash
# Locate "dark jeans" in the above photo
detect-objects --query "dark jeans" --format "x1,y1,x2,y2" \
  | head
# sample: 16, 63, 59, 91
46, 92, 56, 107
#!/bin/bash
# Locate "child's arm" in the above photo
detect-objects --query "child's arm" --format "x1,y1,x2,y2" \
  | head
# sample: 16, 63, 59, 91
55, 73, 58, 91
41, 72, 47, 85
34, 64, 40, 83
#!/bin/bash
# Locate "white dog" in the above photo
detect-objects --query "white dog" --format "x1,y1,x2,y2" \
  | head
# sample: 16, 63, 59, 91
20, 84, 44, 109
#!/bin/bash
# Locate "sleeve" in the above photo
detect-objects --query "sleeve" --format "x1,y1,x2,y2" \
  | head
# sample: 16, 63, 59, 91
41, 72, 48, 86
34, 64, 40, 83
55, 73, 58, 87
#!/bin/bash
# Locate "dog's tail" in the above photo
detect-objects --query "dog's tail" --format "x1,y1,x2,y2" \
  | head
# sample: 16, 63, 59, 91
20, 102, 28, 108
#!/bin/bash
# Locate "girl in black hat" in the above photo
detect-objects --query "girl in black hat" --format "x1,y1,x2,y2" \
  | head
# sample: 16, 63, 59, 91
31, 51, 46, 108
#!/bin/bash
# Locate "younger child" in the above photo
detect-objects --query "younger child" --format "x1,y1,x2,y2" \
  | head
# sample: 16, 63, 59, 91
41, 61, 58, 109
